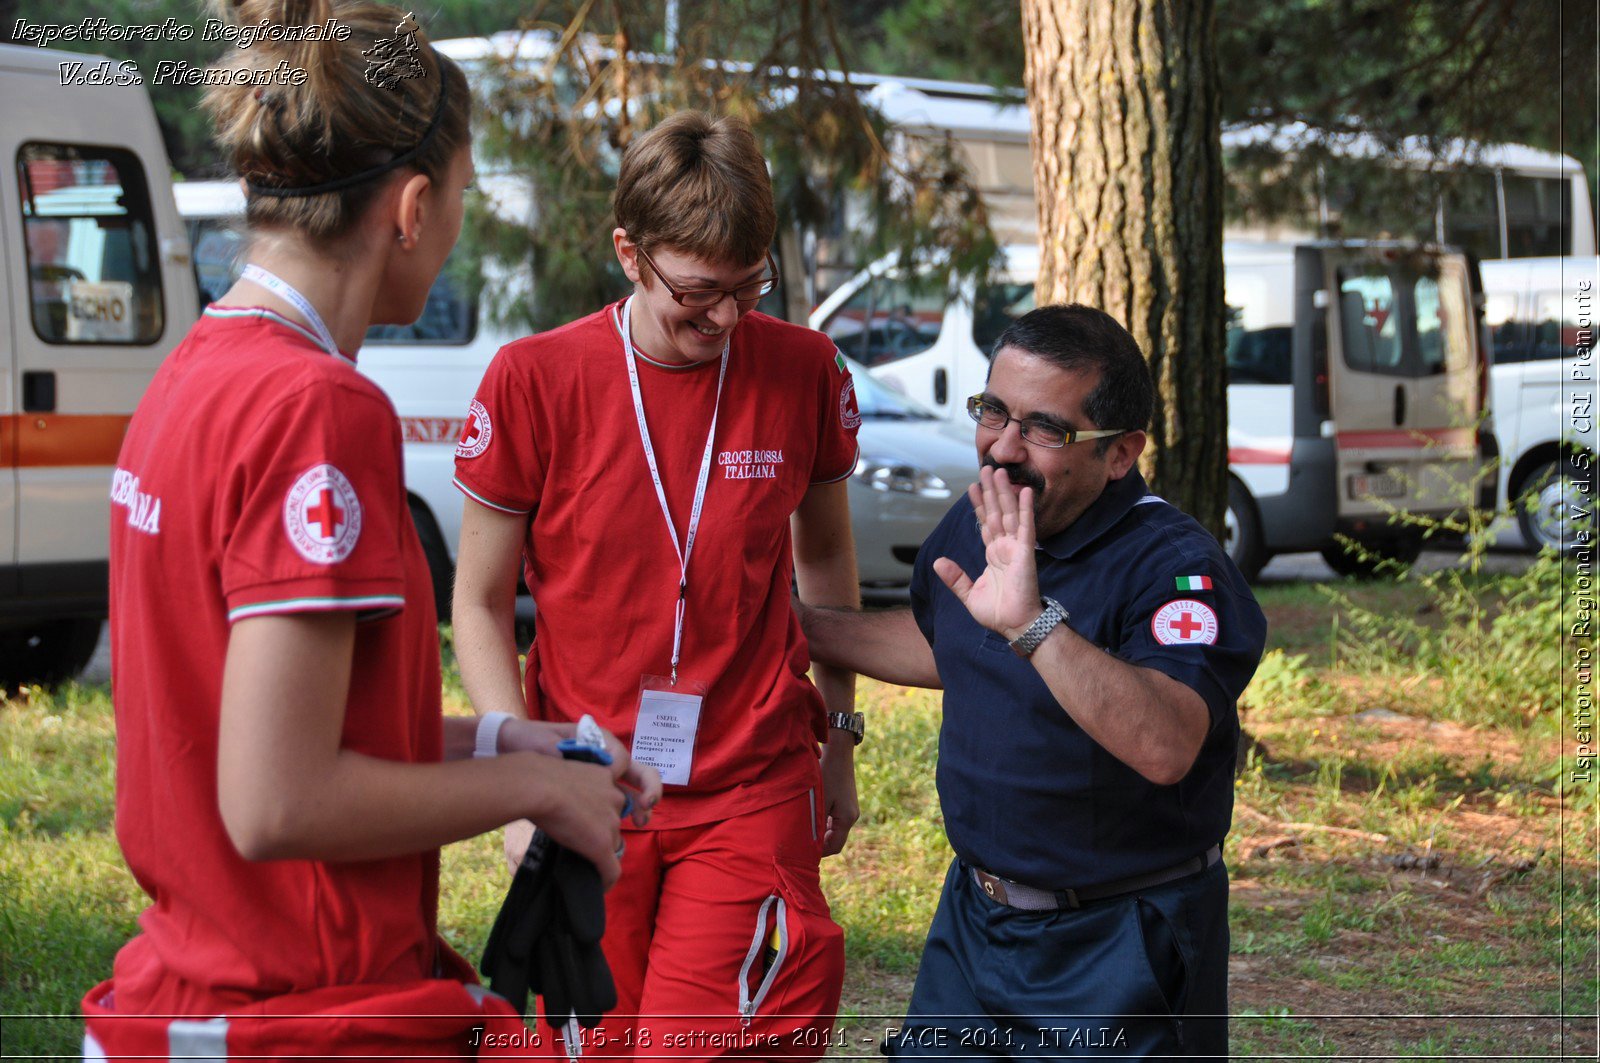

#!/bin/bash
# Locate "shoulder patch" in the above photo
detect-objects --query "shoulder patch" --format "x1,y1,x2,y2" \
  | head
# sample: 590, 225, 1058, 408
455, 399, 492, 459
834, 349, 847, 373
284, 464, 363, 564
1174, 574, 1213, 591
839, 376, 862, 431
1151, 598, 1219, 646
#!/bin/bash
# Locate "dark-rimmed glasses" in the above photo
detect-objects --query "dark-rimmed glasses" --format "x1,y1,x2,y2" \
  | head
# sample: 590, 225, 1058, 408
966, 395, 1126, 449
636, 247, 779, 308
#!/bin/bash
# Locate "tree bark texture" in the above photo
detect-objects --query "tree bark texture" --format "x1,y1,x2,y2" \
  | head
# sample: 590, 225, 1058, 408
1021, 0, 1227, 535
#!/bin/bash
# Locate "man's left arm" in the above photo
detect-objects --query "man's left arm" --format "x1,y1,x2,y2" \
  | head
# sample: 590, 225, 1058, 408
1015, 624, 1209, 786
791, 478, 860, 856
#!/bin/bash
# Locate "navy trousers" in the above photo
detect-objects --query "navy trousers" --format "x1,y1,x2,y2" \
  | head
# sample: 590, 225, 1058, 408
885, 856, 1230, 1060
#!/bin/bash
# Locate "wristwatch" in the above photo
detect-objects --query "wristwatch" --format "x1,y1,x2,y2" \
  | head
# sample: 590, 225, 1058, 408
1009, 597, 1068, 658
827, 711, 865, 745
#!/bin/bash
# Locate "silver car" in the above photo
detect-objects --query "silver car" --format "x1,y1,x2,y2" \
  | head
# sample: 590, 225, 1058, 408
845, 356, 980, 602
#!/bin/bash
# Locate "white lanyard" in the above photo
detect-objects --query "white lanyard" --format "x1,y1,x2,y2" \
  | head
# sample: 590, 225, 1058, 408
241, 264, 341, 358
616, 296, 729, 684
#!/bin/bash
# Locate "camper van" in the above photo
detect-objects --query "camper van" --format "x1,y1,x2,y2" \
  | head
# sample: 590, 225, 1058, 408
1481, 256, 1598, 552
812, 240, 1498, 579
1, 45, 199, 684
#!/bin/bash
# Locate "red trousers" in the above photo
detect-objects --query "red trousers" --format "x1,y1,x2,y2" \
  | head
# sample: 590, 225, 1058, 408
548, 785, 845, 1060
82, 944, 537, 1061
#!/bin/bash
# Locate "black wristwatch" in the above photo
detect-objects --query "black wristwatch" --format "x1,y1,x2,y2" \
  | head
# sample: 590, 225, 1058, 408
827, 711, 865, 745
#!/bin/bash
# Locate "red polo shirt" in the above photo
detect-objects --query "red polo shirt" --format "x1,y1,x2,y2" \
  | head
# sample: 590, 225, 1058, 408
107, 308, 443, 1015
454, 305, 859, 827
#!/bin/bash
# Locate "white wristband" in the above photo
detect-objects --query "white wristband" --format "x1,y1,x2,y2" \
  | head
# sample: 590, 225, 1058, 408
474, 712, 513, 759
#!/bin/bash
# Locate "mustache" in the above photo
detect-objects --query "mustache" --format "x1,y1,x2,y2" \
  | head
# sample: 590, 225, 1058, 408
981, 456, 1045, 494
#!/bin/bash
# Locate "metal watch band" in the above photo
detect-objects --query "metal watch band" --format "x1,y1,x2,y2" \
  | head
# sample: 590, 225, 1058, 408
474, 711, 513, 759
1009, 597, 1068, 658
827, 711, 865, 745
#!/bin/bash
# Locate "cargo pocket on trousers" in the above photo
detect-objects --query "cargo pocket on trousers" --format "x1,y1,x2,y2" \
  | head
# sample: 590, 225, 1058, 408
737, 893, 790, 1026
736, 858, 844, 1030
1135, 897, 1191, 1045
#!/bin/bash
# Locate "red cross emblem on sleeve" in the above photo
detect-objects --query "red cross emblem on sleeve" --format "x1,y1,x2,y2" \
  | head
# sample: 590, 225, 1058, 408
1151, 599, 1219, 645
455, 399, 492, 459
305, 488, 345, 539
284, 464, 363, 564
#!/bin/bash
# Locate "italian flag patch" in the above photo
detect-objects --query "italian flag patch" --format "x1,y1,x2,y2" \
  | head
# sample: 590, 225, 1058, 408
1175, 574, 1213, 591
834, 350, 847, 373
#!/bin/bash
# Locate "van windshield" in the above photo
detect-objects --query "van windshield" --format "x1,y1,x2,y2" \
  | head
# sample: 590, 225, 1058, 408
843, 353, 936, 419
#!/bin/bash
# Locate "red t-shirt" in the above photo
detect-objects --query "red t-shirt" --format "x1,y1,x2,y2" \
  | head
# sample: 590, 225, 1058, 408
453, 305, 859, 827
107, 307, 443, 1015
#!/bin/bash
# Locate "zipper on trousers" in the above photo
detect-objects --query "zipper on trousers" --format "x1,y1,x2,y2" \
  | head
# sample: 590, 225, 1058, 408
737, 894, 790, 1026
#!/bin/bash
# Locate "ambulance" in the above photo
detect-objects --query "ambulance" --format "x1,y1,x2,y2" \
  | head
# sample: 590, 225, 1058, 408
1480, 255, 1598, 552
1, 44, 199, 685
812, 239, 1498, 579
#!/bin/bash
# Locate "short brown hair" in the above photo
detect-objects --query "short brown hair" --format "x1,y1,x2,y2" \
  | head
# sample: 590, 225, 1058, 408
203, 0, 470, 244
613, 112, 776, 267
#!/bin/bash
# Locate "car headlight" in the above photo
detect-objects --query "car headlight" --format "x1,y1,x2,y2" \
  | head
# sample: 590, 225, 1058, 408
854, 456, 952, 499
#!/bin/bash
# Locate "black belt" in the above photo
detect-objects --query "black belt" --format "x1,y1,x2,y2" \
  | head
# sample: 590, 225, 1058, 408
971, 845, 1222, 911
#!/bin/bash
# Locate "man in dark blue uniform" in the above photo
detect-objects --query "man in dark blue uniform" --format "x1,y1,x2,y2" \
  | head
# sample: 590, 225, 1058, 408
799, 304, 1266, 1059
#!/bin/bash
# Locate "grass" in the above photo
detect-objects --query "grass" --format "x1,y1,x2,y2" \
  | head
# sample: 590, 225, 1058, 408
3, 552, 1597, 1060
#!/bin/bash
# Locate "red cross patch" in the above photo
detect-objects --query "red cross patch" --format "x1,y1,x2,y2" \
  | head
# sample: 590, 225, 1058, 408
455, 399, 492, 459
1150, 599, 1219, 646
283, 464, 363, 564
839, 376, 861, 431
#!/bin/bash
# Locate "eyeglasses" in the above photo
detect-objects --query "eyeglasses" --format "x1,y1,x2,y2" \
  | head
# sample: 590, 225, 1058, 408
966, 395, 1126, 449
635, 247, 779, 308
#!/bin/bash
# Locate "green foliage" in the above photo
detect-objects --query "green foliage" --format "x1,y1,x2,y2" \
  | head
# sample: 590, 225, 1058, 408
1239, 648, 1330, 717
857, 0, 1022, 89
1323, 548, 1563, 728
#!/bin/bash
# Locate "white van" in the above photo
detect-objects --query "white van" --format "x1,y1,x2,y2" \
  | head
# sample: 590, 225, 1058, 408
1, 45, 199, 684
812, 240, 1498, 579
1480, 256, 1598, 552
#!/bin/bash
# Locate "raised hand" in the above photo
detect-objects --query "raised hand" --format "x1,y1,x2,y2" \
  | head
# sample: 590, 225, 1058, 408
932, 466, 1044, 640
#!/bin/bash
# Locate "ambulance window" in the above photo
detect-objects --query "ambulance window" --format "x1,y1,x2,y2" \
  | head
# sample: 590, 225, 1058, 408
1484, 291, 1531, 365
189, 218, 246, 306
366, 251, 476, 344
819, 274, 945, 368
1503, 175, 1570, 258
1338, 268, 1403, 374
17, 143, 164, 345
1224, 271, 1293, 385
1440, 171, 1503, 261
1532, 290, 1581, 361
1413, 273, 1471, 374
973, 282, 1036, 356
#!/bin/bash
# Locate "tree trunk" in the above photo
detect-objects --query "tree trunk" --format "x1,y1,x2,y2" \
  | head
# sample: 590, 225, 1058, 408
1021, 0, 1227, 536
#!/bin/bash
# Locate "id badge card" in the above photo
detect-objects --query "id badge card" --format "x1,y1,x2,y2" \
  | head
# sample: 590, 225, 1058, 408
630, 674, 707, 787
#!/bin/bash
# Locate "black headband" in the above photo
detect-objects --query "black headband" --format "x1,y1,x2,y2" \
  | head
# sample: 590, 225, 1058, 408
245, 71, 450, 199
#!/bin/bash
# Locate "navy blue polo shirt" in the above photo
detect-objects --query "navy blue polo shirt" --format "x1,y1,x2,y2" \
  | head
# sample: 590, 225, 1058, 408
909, 469, 1267, 889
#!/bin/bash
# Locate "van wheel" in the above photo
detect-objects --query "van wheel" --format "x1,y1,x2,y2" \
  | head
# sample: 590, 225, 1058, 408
1514, 454, 1595, 553
1319, 534, 1424, 579
0, 619, 102, 689
1224, 480, 1267, 581
408, 500, 453, 623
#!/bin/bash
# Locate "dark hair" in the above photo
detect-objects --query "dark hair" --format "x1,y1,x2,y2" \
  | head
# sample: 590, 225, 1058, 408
990, 304, 1153, 451
203, 0, 470, 243
613, 112, 776, 266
